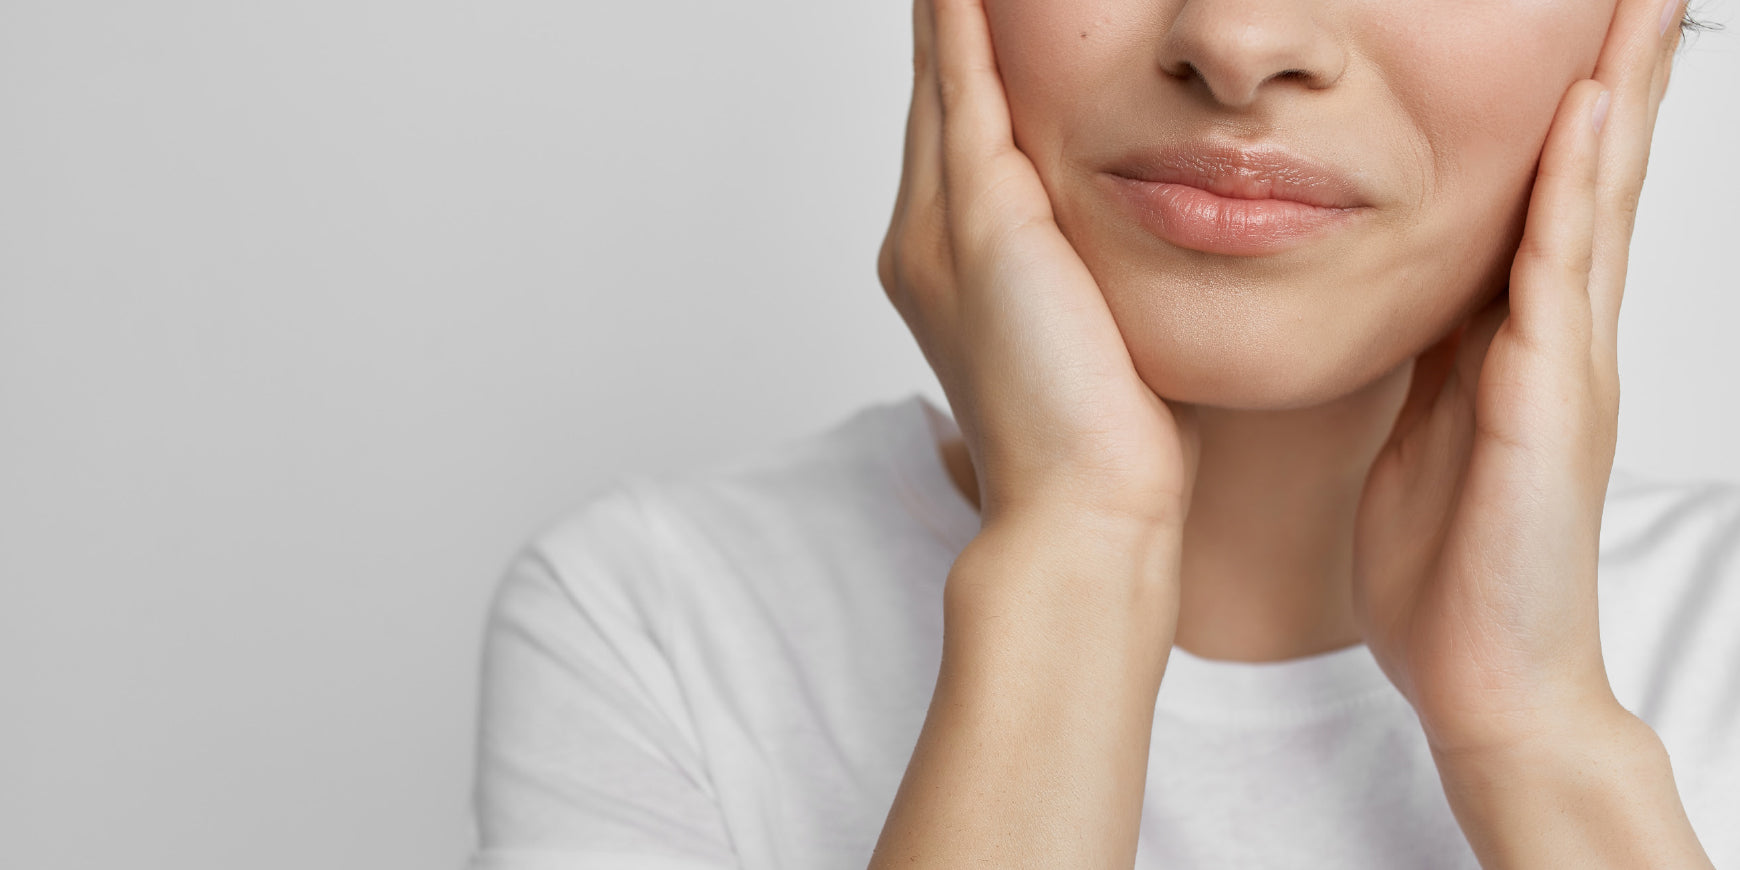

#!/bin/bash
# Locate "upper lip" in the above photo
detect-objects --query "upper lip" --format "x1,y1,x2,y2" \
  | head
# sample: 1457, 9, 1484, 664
1108, 143, 1368, 210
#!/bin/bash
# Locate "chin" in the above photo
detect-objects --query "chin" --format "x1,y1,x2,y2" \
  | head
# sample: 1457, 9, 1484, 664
1094, 251, 1484, 413
1122, 321, 1411, 412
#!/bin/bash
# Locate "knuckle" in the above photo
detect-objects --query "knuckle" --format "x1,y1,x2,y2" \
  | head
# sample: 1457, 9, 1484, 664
1512, 233, 1552, 268
1534, 161, 1592, 193
1513, 236, 1590, 282
1599, 172, 1645, 212
936, 73, 965, 116
880, 213, 951, 304
882, 230, 916, 292
1610, 186, 1643, 222
876, 235, 898, 295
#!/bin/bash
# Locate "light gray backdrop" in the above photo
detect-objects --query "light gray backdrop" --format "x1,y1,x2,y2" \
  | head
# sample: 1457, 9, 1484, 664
1, 2, 1734, 869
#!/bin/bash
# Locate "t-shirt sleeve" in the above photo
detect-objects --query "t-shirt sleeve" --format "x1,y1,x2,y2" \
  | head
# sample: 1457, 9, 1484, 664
466, 483, 740, 870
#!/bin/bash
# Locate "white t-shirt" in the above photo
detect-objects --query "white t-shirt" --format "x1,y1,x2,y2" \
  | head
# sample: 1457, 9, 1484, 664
466, 392, 1740, 869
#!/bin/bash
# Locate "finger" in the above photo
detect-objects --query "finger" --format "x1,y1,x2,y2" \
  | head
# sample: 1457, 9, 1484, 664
933, 0, 1018, 194
1586, 0, 1683, 358
880, 0, 947, 327
1589, 0, 1678, 200
1453, 293, 1515, 410
888, 0, 942, 233
901, 0, 942, 217
1650, 0, 1687, 123
1506, 80, 1608, 355
1387, 320, 1464, 446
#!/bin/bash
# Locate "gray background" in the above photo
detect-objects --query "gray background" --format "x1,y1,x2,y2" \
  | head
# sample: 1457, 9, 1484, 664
1, 2, 1734, 868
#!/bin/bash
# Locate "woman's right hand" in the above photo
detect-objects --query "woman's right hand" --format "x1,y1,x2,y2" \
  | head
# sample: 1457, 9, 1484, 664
877, 0, 1199, 533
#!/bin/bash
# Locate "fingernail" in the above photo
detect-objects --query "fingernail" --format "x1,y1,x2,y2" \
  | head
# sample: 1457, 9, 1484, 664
1659, 0, 1682, 36
1593, 88, 1612, 133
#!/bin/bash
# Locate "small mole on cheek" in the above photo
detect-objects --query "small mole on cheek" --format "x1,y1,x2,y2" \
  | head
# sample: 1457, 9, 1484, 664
1080, 30, 1088, 39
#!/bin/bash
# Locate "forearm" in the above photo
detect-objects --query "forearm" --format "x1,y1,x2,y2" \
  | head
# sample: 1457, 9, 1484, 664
868, 512, 1180, 869
1431, 704, 1713, 869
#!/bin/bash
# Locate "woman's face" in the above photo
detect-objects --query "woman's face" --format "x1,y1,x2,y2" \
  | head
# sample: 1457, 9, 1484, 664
985, 0, 1618, 410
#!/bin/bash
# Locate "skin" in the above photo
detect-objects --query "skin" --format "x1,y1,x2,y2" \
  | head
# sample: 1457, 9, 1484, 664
927, 0, 1708, 756
945, 0, 1620, 668
872, 0, 1715, 863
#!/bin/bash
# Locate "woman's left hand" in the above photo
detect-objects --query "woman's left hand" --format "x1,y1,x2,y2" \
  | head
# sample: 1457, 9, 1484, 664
1351, 0, 1685, 759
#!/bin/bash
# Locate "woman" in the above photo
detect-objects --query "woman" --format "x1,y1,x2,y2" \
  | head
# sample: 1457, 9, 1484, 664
467, 0, 1735, 867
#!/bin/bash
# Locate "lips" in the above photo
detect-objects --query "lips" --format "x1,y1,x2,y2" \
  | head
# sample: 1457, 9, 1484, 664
1103, 142, 1371, 256
1107, 143, 1369, 210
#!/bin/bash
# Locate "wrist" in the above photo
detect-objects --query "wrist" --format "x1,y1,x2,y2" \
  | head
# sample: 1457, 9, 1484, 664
1428, 698, 1656, 779
977, 501, 1183, 555
946, 510, 1183, 684
1418, 675, 1633, 761
963, 507, 1183, 600
1427, 704, 1711, 869
978, 476, 1191, 542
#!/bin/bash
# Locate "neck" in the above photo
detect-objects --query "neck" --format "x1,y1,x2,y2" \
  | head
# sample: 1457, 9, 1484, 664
936, 360, 1414, 663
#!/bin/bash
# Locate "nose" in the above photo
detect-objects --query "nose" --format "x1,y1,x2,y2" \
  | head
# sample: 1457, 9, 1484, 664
1159, 0, 1347, 108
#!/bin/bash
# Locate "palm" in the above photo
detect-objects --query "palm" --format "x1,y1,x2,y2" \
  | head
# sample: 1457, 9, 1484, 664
884, 0, 1198, 526
1345, 0, 1688, 749
951, 163, 1198, 519
1352, 295, 1611, 750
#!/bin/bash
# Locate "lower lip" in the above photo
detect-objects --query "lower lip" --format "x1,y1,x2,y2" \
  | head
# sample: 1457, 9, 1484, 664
1105, 175, 1366, 257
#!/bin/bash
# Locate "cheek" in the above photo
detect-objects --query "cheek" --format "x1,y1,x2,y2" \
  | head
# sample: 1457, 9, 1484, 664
980, 0, 1617, 408
1359, 0, 1614, 328
986, 0, 1145, 154
1369, 0, 1612, 222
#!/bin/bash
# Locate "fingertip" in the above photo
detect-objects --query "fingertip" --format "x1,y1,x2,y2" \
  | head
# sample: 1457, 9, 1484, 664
1552, 79, 1608, 169
1657, 0, 1683, 38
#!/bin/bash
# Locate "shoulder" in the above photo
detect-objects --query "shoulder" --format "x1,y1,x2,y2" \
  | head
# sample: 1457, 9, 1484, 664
499, 395, 925, 617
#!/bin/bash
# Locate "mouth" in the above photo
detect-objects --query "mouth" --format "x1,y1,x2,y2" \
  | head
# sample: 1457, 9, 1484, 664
1104, 143, 1371, 257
